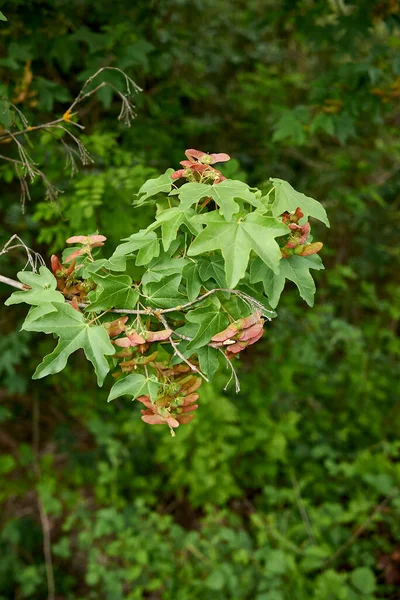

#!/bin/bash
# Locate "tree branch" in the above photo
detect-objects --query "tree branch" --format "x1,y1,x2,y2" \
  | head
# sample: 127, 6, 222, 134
0, 274, 26, 290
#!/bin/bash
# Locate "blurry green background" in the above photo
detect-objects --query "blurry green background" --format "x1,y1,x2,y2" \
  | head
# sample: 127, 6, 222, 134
1, 1, 400, 598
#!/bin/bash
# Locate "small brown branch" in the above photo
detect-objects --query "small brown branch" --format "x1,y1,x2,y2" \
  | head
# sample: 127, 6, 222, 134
322, 490, 397, 568
0, 67, 140, 207
290, 471, 316, 545
33, 399, 55, 600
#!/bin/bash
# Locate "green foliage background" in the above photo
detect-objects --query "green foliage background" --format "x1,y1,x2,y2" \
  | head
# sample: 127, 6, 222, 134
0, 1, 400, 598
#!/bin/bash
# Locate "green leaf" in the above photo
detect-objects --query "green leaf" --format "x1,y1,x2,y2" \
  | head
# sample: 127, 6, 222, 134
144, 274, 185, 308
272, 110, 307, 145
84, 256, 127, 274
270, 178, 330, 227
182, 262, 202, 302
86, 273, 139, 312
198, 256, 227, 288
197, 345, 220, 378
5, 267, 65, 307
0, 11, 7, 21
186, 305, 229, 350
134, 168, 174, 204
24, 304, 58, 325
112, 230, 160, 266
142, 256, 188, 285
154, 206, 198, 251
177, 179, 262, 220
350, 568, 376, 594
187, 212, 289, 288
22, 303, 115, 385
107, 373, 159, 403
0, 98, 11, 128
210, 179, 263, 218
250, 254, 324, 308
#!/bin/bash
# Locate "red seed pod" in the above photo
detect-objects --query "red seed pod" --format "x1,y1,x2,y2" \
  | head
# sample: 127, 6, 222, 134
145, 329, 172, 342
297, 242, 323, 256
51, 255, 64, 275
70, 297, 81, 312
211, 323, 240, 343
104, 316, 129, 338
185, 379, 202, 395
181, 393, 199, 406
238, 321, 264, 342
240, 311, 262, 330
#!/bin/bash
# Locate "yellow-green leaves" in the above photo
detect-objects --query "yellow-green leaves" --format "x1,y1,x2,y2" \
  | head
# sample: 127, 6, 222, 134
251, 254, 324, 307
177, 179, 262, 220
22, 303, 115, 385
188, 213, 289, 288
5, 267, 65, 307
107, 373, 159, 403
86, 273, 139, 312
134, 169, 174, 205
270, 178, 330, 227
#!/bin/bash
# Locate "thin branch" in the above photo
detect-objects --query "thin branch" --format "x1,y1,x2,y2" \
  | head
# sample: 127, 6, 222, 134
0, 67, 141, 207
322, 490, 397, 568
220, 348, 240, 393
33, 399, 55, 600
0, 234, 45, 271
158, 313, 209, 382
290, 471, 316, 545
0, 274, 25, 290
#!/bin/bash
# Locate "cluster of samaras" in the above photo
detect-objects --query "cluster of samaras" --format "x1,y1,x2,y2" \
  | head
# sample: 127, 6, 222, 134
104, 311, 264, 430
210, 311, 264, 359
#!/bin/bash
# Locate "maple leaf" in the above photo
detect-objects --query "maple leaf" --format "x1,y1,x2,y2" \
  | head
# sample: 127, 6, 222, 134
177, 179, 262, 220
250, 254, 324, 307
134, 169, 174, 205
151, 206, 200, 252
107, 373, 159, 403
187, 212, 289, 288
112, 229, 160, 266
270, 178, 330, 226
21, 303, 115, 385
86, 273, 139, 312
5, 266, 65, 307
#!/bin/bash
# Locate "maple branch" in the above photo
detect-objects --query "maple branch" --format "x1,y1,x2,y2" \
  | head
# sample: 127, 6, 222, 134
157, 313, 209, 382
0, 67, 140, 207
0, 235, 45, 271
220, 348, 241, 393
0, 274, 25, 290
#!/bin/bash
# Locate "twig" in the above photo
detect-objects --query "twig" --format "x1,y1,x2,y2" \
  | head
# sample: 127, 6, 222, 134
0, 234, 45, 271
290, 471, 316, 545
322, 490, 397, 568
219, 348, 240, 393
0, 67, 140, 208
0, 274, 25, 290
158, 313, 209, 382
0, 274, 273, 324
33, 399, 55, 600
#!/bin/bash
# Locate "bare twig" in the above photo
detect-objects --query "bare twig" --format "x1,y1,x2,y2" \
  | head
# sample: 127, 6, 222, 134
158, 313, 209, 382
322, 490, 397, 568
0, 274, 25, 290
0, 67, 141, 208
0, 235, 45, 271
220, 348, 240, 393
290, 471, 316, 545
33, 399, 55, 600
